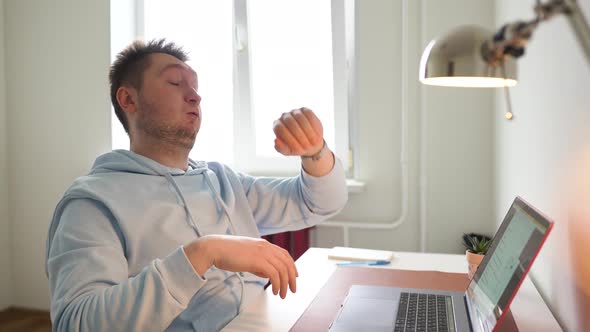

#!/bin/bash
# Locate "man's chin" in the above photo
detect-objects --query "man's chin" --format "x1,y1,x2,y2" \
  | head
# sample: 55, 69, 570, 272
175, 134, 197, 150
178, 139, 196, 150
139, 124, 197, 150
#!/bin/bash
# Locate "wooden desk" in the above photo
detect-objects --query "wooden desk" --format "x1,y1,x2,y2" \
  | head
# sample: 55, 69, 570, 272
223, 247, 562, 331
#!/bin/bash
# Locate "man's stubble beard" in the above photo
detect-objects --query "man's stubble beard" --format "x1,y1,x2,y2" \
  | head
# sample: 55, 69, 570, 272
136, 96, 198, 150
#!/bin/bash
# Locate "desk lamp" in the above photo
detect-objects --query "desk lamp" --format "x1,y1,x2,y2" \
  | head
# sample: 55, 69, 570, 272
419, 0, 590, 120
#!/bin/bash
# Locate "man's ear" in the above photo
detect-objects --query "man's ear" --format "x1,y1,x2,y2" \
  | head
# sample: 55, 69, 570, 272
116, 86, 138, 114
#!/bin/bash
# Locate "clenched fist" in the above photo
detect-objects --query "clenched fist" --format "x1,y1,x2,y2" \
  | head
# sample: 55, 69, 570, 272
273, 107, 324, 157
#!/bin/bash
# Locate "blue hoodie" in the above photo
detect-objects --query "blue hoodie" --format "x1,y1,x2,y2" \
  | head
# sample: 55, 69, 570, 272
46, 150, 347, 331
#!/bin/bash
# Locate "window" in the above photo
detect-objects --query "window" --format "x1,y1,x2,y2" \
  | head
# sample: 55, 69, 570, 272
112, 0, 355, 176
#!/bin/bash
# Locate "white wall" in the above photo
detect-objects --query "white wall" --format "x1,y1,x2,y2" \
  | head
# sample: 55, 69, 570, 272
314, 0, 421, 251
314, 0, 496, 254
0, 0, 12, 311
495, 1, 590, 331
4, 0, 111, 309
420, 0, 496, 253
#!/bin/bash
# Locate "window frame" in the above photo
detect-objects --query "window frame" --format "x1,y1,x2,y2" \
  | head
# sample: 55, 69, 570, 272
129, 0, 356, 177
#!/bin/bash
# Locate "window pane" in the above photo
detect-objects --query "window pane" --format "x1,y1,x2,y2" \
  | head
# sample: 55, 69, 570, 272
143, 0, 234, 163
247, 0, 335, 158
111, 114, 129, 150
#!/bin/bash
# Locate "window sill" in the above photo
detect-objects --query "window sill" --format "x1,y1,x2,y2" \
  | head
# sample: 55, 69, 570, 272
346, 179, 365, 193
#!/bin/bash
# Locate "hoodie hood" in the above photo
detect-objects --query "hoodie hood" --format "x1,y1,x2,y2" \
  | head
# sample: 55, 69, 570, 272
90, 149, 209, 176
89, 150, 237, 235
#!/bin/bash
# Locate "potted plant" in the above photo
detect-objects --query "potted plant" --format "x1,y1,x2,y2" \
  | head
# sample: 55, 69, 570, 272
462, 233, 492, 279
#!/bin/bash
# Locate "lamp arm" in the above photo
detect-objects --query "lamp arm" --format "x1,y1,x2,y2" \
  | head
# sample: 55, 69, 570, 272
562, 0, 590, 67
484, 0, 590, 67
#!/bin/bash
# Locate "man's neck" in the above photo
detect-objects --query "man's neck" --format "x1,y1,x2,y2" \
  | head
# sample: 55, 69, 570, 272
130, 137, 190, 171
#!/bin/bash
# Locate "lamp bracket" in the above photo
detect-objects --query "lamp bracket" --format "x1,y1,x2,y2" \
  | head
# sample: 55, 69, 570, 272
483, 0, 590, 67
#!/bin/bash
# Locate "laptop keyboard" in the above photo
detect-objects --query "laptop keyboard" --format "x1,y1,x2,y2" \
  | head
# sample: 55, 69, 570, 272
393, 292, 455, 332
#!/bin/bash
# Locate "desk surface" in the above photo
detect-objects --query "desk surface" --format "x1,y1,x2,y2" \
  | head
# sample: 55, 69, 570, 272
223, 247, 561, 331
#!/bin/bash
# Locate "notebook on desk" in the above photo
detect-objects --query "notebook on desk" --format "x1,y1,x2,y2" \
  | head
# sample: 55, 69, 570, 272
328, 246, 394, 262
326, 196, 553, 332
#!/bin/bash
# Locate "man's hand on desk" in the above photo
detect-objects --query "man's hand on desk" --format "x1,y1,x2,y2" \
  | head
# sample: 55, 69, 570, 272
183, 235, 298, 299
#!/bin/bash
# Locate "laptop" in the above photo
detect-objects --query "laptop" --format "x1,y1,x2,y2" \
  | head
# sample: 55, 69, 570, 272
329, 196, 554, 332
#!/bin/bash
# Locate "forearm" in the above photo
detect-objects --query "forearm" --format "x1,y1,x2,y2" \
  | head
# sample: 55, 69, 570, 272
243, 157, 348, 235
301, 148, 335, 177
299, 156, 348, 216
183, 236, 214, 276
51, 248, 204, 332
48, 200, 206, 331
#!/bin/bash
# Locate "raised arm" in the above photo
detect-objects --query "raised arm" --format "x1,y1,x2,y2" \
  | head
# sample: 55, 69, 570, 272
238, 107, 348, 235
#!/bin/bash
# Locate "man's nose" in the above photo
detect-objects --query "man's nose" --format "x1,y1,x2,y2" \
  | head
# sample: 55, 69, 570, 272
185, 89, 201, 105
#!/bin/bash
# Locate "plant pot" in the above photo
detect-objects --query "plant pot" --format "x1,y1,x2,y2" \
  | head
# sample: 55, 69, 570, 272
466, 250, 484, 279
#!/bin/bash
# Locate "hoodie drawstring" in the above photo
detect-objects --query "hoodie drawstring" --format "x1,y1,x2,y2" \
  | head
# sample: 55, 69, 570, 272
202, 171, 246, 314
164, 171, 246, 315
164, 173, 203, 237
202, 171, 238, 234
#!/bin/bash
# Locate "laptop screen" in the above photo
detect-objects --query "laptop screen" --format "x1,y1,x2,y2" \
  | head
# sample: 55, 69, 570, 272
465, 197, 553, 332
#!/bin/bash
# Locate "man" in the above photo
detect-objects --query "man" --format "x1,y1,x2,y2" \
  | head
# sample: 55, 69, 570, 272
45, 39, 347, 331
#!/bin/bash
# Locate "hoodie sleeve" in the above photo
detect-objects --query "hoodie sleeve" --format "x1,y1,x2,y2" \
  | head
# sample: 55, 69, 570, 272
47, 198, 206, 332
238, 157, 348, 236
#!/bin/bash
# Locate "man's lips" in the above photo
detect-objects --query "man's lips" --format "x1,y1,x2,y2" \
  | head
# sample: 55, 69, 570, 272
187, 111, 200, 118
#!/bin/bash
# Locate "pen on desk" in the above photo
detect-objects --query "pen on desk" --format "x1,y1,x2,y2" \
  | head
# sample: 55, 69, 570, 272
336, 260, 391, 266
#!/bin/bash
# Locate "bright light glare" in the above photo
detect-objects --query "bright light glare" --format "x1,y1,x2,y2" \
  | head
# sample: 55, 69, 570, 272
117, 0, 234, 164
248, 0, 335, 158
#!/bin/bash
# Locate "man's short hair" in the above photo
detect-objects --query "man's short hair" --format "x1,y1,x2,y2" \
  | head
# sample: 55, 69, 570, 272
109, 39, 189, 133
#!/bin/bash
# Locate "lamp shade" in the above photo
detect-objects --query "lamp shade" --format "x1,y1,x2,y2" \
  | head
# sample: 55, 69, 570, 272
419, 25, 518, 88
